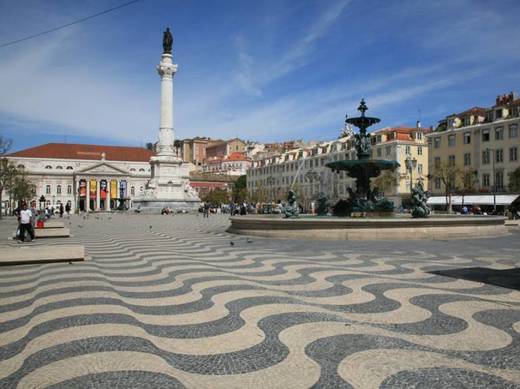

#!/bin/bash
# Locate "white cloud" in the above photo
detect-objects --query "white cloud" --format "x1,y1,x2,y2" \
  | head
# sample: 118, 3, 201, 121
234, 0, 350, 96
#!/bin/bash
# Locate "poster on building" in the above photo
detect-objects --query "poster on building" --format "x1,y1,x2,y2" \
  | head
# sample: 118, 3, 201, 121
119, 180, 127, 199
100, 180, 107, 200
90, 179, 97, 199
79, 179, 87, 197
110, 180, 117, 199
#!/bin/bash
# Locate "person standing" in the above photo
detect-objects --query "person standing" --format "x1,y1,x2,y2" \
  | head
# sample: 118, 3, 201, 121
19, 202, 35, 242
59, 203, 64, 218
65, 201, 71, 215
203, 202, 210, 218
29, 200, 38, 237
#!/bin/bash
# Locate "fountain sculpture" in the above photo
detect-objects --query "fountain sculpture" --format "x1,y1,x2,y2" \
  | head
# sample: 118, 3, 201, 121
326, 99, 399, 216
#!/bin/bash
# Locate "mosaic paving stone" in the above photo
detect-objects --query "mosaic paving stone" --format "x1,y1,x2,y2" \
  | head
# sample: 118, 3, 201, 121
0, 214, 519, 388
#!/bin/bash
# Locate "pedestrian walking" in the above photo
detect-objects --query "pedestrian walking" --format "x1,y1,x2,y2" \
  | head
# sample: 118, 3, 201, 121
65, 201, 71, 215
203, 202, 210, 218
59, 203, 64, 218
18, 202, 35, 242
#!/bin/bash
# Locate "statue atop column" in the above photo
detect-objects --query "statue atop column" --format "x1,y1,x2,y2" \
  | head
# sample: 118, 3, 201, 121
163, 28, 173, 54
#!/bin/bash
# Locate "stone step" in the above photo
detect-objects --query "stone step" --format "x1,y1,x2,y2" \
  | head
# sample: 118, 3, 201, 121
0, 244, 85, 265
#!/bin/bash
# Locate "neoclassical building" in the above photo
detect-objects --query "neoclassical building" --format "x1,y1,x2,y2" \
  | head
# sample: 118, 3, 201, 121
6, 143, 153, 211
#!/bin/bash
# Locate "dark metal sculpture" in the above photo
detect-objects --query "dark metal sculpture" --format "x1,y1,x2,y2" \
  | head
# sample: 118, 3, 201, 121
163, 28, 173, 54
411, 180, 431, 218
283, 190, 300, 218
316, 195, 328, 216
326, 99, 399, 215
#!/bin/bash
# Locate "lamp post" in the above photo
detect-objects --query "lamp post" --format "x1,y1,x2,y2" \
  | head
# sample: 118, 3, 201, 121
266, 176, 275, 202
404, 155, 417, 193
486, 148, 497, 214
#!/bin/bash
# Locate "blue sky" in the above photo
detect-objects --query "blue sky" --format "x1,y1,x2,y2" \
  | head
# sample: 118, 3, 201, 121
1, 0, 520, 152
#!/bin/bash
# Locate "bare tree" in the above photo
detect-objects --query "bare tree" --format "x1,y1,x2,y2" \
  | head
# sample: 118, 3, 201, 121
0, 136, 12, 156
430, 162, 463, 211
0, 137, 15, 218
457, 169, 479, 208
371, 170, 398, 195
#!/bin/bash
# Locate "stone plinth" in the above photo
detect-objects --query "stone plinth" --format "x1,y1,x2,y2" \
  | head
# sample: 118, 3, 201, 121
0, 244, 84, 265
35, 228, 70, 238
43, 221, 65, 228
228, 216, 509, 240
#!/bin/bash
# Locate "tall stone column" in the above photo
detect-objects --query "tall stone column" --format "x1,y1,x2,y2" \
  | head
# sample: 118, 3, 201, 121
96, 180, 101, 211
156, 54, 178, 157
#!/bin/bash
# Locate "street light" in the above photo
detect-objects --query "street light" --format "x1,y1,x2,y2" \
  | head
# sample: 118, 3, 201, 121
404, 154, 417, 193
486, 148, 497, 214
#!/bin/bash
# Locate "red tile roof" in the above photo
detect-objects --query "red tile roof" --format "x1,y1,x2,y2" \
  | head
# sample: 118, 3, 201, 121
226, 152, 250, 161
8, 143, 154, 162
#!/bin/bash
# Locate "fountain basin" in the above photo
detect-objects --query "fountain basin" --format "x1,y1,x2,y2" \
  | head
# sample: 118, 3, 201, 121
228, 215, 508, 240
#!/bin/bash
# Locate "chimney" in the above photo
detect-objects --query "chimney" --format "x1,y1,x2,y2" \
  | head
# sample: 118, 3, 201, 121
416, 120, 421, 128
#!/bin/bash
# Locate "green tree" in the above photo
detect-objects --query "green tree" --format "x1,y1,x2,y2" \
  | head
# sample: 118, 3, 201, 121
201, 188, 230, 205
9, 171, 36, 204
508, 167, 520, 192
232, 175, 247, 203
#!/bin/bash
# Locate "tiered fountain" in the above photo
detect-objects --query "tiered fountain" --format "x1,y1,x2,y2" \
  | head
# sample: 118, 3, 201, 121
326, 99, 398, 216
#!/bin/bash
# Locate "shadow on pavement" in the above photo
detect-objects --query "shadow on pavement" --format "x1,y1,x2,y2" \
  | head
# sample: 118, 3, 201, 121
429, 267, 520, 291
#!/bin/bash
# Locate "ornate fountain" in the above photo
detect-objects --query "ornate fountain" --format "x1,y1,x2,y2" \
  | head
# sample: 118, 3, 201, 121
326, 99, 399, 216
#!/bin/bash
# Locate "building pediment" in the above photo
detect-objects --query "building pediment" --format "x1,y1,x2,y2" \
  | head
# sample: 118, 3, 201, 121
77, 162, 128, 175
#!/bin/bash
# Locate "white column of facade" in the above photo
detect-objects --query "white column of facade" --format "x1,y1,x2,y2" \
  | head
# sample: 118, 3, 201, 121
96, 179, 100, 211
86, 179, 90, 212
106, 179, 111, 211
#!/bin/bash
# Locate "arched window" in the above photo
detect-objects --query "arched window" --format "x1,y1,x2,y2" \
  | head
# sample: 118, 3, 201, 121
67, 185, 72, 194
139, 168, 145, 172
130, 186, 135, 196
17, 164, 25, 169
66, 166, 73, 170
130, 168, 136, 172
56, 166, 63, 169
46, 185, 51, 194
45, 165, 52, 169
56, 185, 61, 195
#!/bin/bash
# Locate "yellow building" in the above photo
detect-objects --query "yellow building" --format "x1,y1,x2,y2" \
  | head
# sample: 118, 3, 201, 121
370, 125, 429, 199
427, 92, 520, 196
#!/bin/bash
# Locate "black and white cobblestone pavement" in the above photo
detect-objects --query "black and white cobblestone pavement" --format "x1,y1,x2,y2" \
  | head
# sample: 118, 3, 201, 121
0, 214, 519, 388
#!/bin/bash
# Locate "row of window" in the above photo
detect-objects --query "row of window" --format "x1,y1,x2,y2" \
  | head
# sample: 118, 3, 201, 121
435, 147, 518, 167
44, 184, 144, 196
43, 165, 74, 170
433, 171, 505, 191
38, 165, 149, 172
435, 124, 518, 148
45, 185, 72, 195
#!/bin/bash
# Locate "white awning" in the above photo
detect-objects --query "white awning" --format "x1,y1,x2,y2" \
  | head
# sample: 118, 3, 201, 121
427, 194, 520, 206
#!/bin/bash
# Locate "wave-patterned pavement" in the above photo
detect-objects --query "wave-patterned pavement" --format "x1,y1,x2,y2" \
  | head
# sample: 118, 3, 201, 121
1, 213, 520, 388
